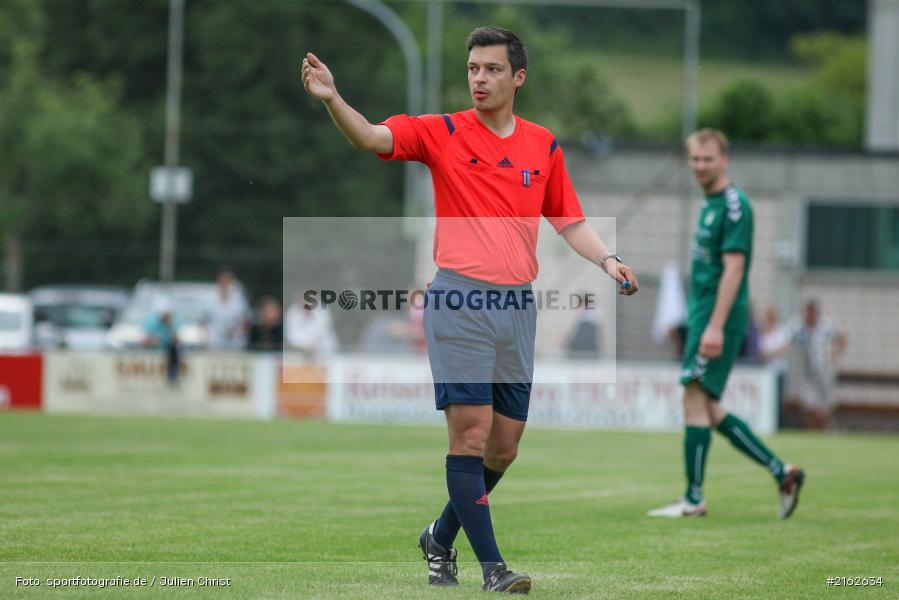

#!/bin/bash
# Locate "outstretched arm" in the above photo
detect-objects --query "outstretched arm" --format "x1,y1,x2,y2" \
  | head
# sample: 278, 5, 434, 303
301, 52, 393, 154
560, 221, 639, 295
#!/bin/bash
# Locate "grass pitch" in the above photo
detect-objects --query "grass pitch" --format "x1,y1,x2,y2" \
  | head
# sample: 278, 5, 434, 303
1, 412, 897, 599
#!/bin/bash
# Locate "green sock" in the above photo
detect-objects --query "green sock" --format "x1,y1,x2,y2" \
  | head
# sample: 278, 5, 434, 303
716, 414, 785, 483
684, 426, 711, 504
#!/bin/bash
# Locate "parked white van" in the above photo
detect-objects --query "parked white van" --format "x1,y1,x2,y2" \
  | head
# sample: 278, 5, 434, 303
0, 294, 33, 351
30, 285, 128, 350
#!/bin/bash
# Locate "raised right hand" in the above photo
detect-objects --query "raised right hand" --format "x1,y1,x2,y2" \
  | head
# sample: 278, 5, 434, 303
301, 52, 336, 102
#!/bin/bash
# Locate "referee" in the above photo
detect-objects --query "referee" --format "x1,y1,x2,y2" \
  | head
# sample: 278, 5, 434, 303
303, 26, 638, 593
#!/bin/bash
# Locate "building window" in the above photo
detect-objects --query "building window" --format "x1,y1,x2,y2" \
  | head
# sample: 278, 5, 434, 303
806, 203, 899, 270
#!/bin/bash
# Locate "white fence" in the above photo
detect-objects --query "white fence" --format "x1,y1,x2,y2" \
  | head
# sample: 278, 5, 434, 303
32, 352, 776, 434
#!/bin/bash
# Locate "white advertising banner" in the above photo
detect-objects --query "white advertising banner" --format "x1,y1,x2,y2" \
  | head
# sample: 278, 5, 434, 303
327, 356, 443, 424
325, 356, 777, 434
40, 351, 776, 433
43, 351, 275, 419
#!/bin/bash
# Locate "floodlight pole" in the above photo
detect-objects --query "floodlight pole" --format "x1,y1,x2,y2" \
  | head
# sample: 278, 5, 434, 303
426, 0, 444, 114
346, 0, 425, 220
159, 0, 184, 283
678, 0, 702, 267
681, 0, 701, 141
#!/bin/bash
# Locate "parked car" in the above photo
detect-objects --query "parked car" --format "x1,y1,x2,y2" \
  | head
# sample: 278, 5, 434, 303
0, 293, 33, 351
105, 281, 248, 350
30, 285, 129, 350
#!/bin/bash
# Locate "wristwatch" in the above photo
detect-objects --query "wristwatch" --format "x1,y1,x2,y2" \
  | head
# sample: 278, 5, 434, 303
600, 253, 623, 274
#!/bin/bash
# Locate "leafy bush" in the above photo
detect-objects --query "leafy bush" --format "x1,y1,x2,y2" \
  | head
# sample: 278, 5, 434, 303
695, 32, 865, 147
699, 80, 777, 142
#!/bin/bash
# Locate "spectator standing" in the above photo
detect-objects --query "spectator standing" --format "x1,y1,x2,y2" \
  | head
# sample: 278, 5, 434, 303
249, 297, 284, 351
786, 300, 847, 430
759, 306, 790, 427
566, 294, 601, 359
738, 302, 761, 362
284, 300, 337, 360
143, 297, 182, 385
207, 269, 250, 350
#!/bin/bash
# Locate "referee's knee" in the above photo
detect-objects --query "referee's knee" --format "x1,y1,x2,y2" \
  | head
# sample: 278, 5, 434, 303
485, 446, 517, 470
449, 429, 488, 457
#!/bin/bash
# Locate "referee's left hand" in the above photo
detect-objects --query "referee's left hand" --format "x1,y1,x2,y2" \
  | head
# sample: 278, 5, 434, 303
610, 262, 638, 296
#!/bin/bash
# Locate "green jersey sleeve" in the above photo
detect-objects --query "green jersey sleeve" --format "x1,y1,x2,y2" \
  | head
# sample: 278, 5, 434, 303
720, 187, 753, 255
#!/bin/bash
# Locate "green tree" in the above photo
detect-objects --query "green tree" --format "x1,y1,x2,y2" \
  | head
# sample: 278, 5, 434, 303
773, 86, 863, 147
530, 0, 865, 60
700, 0, 865, 60
770, 32, 866, 147
19, 0, 411, 294
699, 80, 777, 142
791, 31, 866, 102
0, 39, 148, 291
693, 32, 866, 147
175, 0, 410, 293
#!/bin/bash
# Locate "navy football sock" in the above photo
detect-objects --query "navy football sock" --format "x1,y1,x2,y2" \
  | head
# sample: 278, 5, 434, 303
443, 455, 504, 576
433, 465, 504, 548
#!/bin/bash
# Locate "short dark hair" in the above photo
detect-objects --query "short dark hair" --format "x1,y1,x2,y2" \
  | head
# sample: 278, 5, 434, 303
466, 26, 527, 73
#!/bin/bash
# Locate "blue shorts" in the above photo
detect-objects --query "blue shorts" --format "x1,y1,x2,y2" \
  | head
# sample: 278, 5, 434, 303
423, 269, 537, 421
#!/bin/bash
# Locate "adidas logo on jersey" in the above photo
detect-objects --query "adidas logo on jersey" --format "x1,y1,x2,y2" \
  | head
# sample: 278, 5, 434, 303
497, 157, 514, 168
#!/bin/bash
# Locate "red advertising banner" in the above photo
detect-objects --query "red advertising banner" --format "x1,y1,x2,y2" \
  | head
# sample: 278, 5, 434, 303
0, 354, 43, 410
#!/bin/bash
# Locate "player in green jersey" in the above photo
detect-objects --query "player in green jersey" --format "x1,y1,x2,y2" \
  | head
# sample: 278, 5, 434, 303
648, 129, 804, 519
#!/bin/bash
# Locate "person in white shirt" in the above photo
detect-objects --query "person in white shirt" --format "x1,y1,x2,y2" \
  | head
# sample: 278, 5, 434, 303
207, 270, 250, 350
284, 300, 337, 360
759, 306, 790, 426
782, 300, 847, 429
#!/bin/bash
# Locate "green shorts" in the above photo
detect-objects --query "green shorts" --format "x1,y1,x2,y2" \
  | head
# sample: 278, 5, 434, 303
679, 323, 745, 400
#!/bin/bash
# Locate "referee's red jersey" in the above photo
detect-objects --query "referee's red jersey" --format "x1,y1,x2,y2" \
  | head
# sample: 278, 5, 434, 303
377, 109, 585, 284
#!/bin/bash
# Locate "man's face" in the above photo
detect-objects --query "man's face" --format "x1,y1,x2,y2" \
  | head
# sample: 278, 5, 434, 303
804, 304, 819, 328
467, 45, 524, 112
688, 139, 729, 190
217, 272, 233, 298
261, 301, 281, 324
